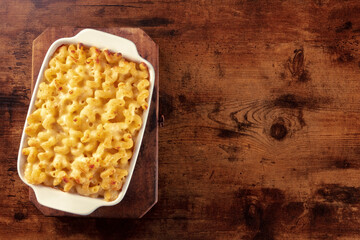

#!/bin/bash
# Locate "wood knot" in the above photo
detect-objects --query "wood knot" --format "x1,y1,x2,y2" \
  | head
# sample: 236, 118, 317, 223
288, 48, 311, 82
270, 123, 287, 140
244, 203, 262, 230
14, 212, 26, 221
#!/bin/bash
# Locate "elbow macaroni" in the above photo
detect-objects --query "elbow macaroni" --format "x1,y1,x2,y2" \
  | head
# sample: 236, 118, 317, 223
22, 43, 150, 201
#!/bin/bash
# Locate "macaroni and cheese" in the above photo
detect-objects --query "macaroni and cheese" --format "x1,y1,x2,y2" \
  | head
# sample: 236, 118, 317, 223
22, 43, 150, 201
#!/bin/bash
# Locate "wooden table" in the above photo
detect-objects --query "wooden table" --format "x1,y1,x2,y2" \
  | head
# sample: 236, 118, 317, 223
1, 0, 360, 239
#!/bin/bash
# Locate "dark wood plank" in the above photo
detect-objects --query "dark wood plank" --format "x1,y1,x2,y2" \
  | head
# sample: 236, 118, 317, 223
29, 27, 158, 218
2, 0, 360, 238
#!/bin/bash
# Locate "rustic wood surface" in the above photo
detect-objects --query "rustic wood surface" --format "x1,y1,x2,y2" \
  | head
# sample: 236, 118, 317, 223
1, 0, 360, 239
29, 27, 159, 218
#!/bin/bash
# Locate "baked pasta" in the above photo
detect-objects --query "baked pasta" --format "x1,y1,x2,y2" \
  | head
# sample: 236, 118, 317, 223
22, 43, 150, 201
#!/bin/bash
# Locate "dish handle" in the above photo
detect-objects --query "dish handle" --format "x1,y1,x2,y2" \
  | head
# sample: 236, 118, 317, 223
32, 185, 103, 215
74, 29, 140, 57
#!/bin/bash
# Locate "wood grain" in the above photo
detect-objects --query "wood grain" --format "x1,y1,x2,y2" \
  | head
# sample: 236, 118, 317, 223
29, 27, 159, 218
2, 0, 360, 239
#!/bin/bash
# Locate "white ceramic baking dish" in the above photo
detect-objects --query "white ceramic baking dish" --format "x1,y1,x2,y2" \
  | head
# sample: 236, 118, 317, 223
17, 28, 155, 215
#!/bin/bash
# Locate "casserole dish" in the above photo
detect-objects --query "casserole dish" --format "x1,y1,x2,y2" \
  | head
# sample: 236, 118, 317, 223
17, 28, 155, 215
